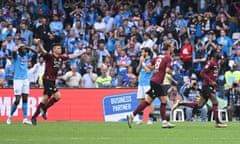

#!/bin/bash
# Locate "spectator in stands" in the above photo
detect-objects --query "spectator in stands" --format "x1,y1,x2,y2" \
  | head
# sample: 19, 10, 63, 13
62, 64, 82, 88
140, 32, 154, 50
103, 10, 114, 33
93, 15, 106, 40
63, 29, 78, 54
122, 65, 137, 88
72, 41, 86, 67
34, 17, 50, 38
81, 65, 97, 88
2, 23, 16, 41
28, 60, 38, 87
0, 8, 5, 23
48, 3, 64, 20
204, 30, 217, 56
46, 31, 62, 53
185, 6, 195, 19
126, 26, 143, 43
174, 12, 188, 42
215, 12, 230, 37
226, 80, 240, 121
163, 17, 177, 38
102, 55, 114, 76
184, 78, 208, 121
233, 2, 240, 25
194, 13, 208, 40
216, 0, 229, 14
106, 31, 117, 57
5, 55, 13, 87
20, 6, 32, 25
0, 41, 10, 68
232, 47, 240, 71
30, 55, 45, 87
33, 0, 49, 17
96, 40, 110, 75
125, 41, 138, 59
80, 48, 96, 72
0, 67, 5, 88
207, 0, 217, 14
95, 64, 112, 88
167, 86, 183, 111
216, 30, 233, 57
72, 20, 83, 39
159, 36, 169, 54
167, 32, 179, 53
114, 4, 127, 29
116, 32, 127, 48
193, 42, 208, 77
109, 67, 119, 88
224, 63, 240, 89
49, 15, 63, 36
62, 23, 72, 39
85, 5, 97, 27
180, 37, 193, 72
116, 49, 131, 85
172, 55, 184, 86
5, 34, 16, 52
20, 23, 33, 45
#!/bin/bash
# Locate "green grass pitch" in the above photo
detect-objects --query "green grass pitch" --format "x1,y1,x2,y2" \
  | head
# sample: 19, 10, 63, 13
0, 121, 240, 144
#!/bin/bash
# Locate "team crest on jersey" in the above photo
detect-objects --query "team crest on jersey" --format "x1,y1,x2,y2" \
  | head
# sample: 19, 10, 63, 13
53, 58, 62, 68
20, 57, 27, 62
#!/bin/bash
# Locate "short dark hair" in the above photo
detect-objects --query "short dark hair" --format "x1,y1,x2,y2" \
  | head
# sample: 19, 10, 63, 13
52, 43, 62, 48
142, 47, 152, 57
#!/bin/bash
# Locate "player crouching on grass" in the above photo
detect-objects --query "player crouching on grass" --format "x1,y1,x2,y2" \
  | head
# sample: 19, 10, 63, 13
31, 39, 86, 125
172, 49, 227, 128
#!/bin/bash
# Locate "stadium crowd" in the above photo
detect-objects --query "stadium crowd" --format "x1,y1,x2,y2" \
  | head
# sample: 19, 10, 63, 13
0, 0, 240, 94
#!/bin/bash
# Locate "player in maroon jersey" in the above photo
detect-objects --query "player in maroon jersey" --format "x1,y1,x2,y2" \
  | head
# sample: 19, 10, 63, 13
127, 41, 176, 128
31, 39, 85, 125
172, 49, 227, 128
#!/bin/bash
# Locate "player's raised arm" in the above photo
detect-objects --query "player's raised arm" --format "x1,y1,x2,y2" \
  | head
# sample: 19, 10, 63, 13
13, 44, 24, 52
12, 44, 25, 58
34, 39, 47, 55
25, 46, 38, 54
68, 51, 86, 59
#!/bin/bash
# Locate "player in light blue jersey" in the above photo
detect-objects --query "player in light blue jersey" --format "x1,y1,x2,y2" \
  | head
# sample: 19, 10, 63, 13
7, 44, 37, 125
135, 47, 154, 124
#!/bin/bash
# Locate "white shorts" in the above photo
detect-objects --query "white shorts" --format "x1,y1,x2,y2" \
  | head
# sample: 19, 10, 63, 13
137, 85, 150, 99
13, 79, 30, 95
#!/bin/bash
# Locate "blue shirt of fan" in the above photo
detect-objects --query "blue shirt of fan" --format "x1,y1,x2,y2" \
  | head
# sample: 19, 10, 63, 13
13, 54, 29, 80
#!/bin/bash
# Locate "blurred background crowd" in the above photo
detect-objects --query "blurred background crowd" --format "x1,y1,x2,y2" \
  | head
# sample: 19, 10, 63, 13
0, 0, 240, 94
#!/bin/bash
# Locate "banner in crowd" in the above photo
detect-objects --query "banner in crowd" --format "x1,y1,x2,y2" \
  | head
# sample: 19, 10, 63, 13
0, 88, 137, 121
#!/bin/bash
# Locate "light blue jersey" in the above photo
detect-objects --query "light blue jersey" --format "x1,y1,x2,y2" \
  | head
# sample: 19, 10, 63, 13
138, 58, 153, 86
13, 54, 29, 80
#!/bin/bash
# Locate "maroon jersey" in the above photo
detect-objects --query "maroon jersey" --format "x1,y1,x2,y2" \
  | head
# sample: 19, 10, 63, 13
151, 54, 173, 84
43, 53, 69, 81
200, 59, 220, 86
